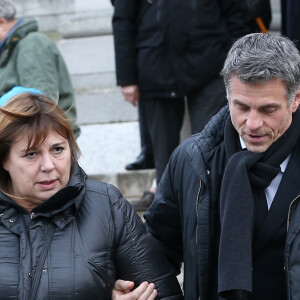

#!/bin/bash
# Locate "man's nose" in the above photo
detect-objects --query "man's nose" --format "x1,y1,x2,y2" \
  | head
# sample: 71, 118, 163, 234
246, 110, 263, 130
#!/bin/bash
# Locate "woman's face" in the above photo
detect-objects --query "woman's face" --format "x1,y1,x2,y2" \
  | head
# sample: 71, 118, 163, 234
3, 130, 72, 210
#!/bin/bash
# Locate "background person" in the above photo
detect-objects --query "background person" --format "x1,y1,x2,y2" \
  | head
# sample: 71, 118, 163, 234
0, 86, 182, 300
112, 0, 250, 210
0, 0, 80, 138
247, 0, 272, 32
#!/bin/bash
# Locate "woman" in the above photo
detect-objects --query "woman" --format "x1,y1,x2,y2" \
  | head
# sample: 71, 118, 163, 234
0, 87, 182, 300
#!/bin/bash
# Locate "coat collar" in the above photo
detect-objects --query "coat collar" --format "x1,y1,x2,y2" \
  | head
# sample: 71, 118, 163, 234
0, 163, 86, 226
253, 141, 300, 256
186, 105, 230, 184
0, 19, 38, 66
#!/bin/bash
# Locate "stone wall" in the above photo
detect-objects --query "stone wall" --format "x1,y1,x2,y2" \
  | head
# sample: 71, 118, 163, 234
13, 0, 113, 37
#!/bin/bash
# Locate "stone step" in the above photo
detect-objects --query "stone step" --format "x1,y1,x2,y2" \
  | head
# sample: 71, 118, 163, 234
57, 35, 135, 125
76, 122, 155, 198
17, 0, 281, 37
57, 35, 115, 82
15, 0, 113, 36
56, 32, 150, 198
75, 88, 137, 125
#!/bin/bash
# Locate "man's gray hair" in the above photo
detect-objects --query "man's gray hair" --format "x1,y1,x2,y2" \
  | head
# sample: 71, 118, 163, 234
221, 33, 300, 105
0, 0, 16, 20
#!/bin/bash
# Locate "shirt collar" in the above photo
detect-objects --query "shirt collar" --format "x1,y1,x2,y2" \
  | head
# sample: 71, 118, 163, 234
239, 136, 290, 173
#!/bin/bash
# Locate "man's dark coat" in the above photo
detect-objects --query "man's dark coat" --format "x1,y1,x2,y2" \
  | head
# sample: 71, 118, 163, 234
145, 106, 300, 299
112, 0, 250, 98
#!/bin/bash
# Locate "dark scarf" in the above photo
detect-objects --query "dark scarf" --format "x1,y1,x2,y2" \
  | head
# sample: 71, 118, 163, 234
218, 108, 300, 299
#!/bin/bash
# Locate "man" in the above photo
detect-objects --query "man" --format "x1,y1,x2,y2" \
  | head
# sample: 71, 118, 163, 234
112, 0, 250, 209
114, 33, 300, 299
0, 0, 80, 138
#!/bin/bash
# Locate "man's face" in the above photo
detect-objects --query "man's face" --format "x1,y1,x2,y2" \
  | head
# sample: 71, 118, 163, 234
228, 76, 300, 153
0, 23, 7, 41
0, 17, 11, 42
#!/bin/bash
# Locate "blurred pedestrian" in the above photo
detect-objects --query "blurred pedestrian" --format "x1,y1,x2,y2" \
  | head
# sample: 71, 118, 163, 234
112, 0, 250, 210
0, 0, 80, 138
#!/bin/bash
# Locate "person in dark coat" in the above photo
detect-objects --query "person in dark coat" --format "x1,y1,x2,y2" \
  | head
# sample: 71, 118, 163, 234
247, 0, 272, 32
281, 0, 300, 51
112, 0, 250, 210
0, 87, 183, 300
114, 33, 300, 300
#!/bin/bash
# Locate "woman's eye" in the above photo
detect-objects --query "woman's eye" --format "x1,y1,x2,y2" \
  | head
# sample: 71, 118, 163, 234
53, 147, 63, 154
26, 152, 37, 158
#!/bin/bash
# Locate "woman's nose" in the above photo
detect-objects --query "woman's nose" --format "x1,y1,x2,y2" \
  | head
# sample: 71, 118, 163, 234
40, 154, 55, 172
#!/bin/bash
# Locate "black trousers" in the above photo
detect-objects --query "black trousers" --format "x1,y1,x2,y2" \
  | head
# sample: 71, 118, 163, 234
138, 101, 154, 157
188, 76, 227, 134
139, 97, 185, 183
140, 76, 227, 183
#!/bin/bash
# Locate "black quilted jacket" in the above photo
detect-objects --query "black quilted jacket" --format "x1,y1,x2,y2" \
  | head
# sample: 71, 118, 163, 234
0, 164, 182, 299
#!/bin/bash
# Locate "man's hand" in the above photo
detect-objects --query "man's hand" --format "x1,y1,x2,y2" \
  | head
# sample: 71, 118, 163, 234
112, 280, 157, 300
121, 85, 139, 107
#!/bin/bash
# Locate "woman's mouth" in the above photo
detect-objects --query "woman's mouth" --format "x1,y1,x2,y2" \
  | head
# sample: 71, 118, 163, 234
37, 180, 57, 189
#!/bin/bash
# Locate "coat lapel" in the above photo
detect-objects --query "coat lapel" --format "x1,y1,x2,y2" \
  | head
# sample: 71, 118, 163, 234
253, 142, 300, 257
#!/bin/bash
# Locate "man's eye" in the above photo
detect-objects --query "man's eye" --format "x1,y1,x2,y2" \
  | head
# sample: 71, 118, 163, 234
237, 104, 248, 111
264, 107, 276, 113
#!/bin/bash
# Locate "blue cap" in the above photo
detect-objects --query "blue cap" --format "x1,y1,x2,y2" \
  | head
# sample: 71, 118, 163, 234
0, 86, 44, 107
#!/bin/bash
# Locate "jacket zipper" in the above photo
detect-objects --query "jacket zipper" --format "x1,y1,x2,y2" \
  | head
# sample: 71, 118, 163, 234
284, 194, 300, 290
287, 194, 300, 231
28, 224, 55, 300
195, 179, 202, 244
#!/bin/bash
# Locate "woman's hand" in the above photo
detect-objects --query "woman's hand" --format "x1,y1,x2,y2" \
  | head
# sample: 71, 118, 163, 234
112, 280, 157, 300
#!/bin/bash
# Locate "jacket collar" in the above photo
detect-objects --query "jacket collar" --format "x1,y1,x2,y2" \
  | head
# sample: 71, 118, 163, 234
0, 163, 86, 226
0, 19, 38, 66
185, 105, 230, 184
0, 19, 24, 53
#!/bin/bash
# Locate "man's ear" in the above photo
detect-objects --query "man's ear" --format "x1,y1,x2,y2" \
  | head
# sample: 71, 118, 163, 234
291, 89, 300, 112
0, 17, 8, 27
0, 17, 9, 37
